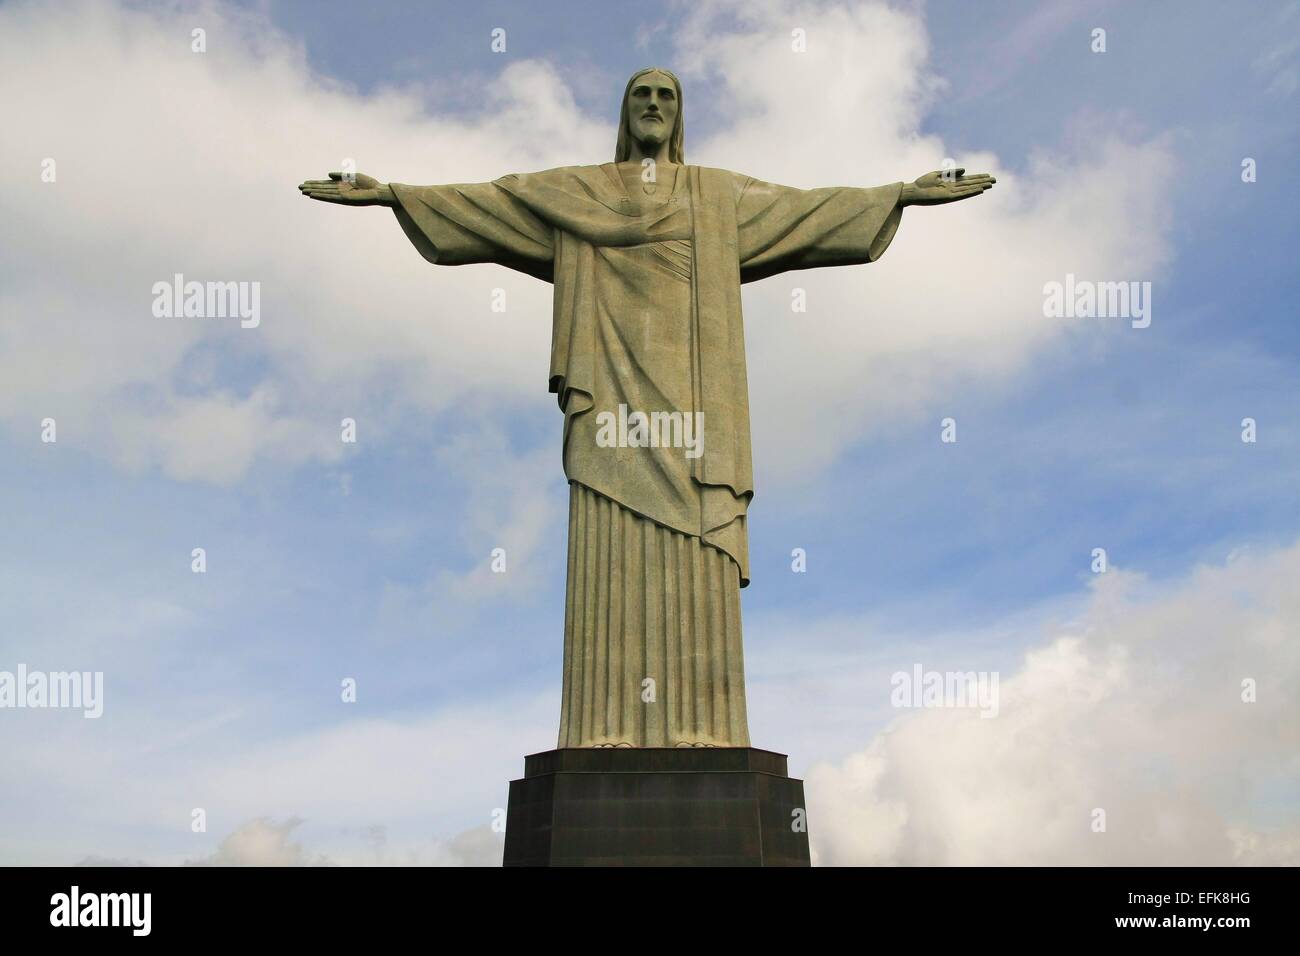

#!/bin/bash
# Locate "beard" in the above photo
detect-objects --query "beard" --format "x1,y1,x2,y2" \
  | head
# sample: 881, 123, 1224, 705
635, 117, 669, 141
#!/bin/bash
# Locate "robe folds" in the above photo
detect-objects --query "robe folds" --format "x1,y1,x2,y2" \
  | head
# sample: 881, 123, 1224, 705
391, 164, 902, 584
391, 164, 903, 746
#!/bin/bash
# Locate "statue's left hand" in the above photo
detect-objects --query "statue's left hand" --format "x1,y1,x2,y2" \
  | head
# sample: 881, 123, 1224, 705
298, 171, 395, 206
900, 169, 996, 206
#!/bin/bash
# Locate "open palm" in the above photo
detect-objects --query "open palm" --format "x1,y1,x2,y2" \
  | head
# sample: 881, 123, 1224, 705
903, 168, 996, 206
298, 171, 388, 205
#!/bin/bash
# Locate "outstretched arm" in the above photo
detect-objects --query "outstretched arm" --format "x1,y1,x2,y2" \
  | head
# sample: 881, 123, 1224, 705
735, 167, 996, 283
299, 169, 554, 282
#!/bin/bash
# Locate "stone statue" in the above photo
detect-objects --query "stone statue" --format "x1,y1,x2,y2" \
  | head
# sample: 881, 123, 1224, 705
300, 67, 995, 750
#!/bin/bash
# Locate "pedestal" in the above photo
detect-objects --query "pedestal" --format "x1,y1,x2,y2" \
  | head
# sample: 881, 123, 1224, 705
503, 747, 810, 866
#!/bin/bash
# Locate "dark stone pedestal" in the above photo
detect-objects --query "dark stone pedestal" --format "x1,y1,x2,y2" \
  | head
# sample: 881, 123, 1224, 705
503, 747, 810, 866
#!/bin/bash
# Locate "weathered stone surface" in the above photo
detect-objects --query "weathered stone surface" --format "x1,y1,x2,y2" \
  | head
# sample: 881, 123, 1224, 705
504, 748, 810, 867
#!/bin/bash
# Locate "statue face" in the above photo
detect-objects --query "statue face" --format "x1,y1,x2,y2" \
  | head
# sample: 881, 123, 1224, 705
626, 71, 678, 152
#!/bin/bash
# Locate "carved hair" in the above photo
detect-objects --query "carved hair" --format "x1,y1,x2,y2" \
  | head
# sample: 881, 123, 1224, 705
614, 67, 685, 164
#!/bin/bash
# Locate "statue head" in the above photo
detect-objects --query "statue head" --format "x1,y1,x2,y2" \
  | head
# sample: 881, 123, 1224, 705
615, 67, 684, 164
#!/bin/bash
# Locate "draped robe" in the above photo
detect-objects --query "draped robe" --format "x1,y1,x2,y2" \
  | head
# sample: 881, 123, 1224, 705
390, 163, 903, 746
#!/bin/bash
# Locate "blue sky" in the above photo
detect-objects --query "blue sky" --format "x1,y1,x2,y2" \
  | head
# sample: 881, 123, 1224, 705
1, 0, 1297, 865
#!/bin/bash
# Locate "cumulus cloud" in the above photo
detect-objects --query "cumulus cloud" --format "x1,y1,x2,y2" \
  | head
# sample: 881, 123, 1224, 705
74, 855, 149, 867
427, 824, 506, 867
0, 680, 554, 865
16, 539, 1299, 867
673, 0, 1175, 485
182, 818, 502, 867
2, 0, 1173, 492
185, 816, 332, 866
805, 542, 1300, 865
1, 0, 596, 483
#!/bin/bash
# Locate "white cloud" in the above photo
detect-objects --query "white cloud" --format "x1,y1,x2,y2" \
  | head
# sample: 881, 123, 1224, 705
0, 683, 554, 865
186, 816, 331, 866
184, 817, 503, 866
2, 0, 1174, 492
1, 0, 599, 483
674, 0, 1176, 485
6, 540, 1297, 866
803, 541, 1300, 865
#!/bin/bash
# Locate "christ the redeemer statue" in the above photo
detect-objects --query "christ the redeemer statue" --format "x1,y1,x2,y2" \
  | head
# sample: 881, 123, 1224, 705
300, 68, 994, 750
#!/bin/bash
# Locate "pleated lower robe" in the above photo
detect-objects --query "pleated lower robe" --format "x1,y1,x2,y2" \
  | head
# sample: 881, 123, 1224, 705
558, 482, 750, 748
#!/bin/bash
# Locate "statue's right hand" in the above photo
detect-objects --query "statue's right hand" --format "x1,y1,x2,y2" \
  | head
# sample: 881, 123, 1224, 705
298, 171, 393, 206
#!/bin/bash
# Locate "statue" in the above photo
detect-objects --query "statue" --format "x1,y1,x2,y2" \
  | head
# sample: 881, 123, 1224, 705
300, 68, 995, 751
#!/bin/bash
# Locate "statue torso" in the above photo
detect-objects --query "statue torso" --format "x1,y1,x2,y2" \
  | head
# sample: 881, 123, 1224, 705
614, 161, 685, 217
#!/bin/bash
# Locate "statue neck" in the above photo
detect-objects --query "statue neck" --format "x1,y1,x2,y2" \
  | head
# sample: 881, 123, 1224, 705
627, 138, 673, 166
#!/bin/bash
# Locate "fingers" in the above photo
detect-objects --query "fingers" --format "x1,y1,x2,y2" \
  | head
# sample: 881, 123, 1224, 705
299, 175, 355, 203
299, 181, 346, 201
949, 177, 996, 192
951, 184, 993, 199
949, 172, 997, 196
936, 168, 998, 185
296, 172, 348, 196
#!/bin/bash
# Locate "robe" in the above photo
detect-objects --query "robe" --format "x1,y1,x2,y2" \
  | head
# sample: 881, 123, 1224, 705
390, 163, 903, 746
